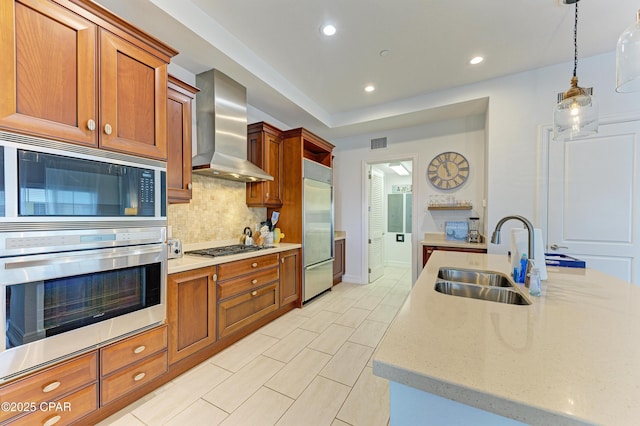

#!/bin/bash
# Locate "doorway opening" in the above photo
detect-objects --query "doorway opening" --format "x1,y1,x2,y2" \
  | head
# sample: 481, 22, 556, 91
365, 159, 415, 283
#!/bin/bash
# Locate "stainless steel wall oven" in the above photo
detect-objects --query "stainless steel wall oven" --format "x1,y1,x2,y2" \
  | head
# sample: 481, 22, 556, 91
0, 132, 167, 382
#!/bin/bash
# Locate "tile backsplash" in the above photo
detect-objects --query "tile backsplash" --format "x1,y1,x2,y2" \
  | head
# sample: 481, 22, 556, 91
168, 174, 266, 244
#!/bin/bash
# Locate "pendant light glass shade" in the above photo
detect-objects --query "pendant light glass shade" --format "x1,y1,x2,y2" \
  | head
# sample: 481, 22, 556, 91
553, 77, 598, 140
616, 11, 640, 92
552, 0, 598, 141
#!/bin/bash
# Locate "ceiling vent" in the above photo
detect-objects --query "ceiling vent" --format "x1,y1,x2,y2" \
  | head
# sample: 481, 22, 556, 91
370, 137, 387, 150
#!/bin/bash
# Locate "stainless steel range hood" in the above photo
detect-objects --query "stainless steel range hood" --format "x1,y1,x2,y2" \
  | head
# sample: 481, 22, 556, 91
192, 69, 273, 182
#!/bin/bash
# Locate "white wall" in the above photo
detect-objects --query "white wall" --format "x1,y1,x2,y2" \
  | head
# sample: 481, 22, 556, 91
333, 51, 640, 284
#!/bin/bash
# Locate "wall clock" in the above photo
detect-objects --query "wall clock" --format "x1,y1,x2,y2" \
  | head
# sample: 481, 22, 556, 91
427, 152, 469, 190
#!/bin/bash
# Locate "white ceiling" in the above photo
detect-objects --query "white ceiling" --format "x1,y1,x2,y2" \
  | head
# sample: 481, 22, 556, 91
95, 0, 636, 140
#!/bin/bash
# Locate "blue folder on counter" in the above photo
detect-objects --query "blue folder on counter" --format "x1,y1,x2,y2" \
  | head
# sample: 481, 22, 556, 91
544, 253, 586, 268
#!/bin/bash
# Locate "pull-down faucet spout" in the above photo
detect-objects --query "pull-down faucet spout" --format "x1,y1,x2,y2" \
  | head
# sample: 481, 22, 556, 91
490, 215, 535, 261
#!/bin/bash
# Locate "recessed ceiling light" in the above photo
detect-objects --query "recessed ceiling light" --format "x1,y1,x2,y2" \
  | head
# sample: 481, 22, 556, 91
321, 24, 336, 36
469, 56, 484, 65
379, 50, 390, 57
364, 85, 375, 92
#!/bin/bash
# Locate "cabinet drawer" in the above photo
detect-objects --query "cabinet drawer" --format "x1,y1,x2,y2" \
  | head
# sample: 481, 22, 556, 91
100, 351, 167, 406
218, 254, 279, 280
0, 352, 97, 423
218, 266, 279, 300
100, 326, 167, 376
10, 383, 98, 426
218, 282, 279, 339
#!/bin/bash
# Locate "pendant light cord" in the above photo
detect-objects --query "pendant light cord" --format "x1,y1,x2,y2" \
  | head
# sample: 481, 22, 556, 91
573, 1, 578, 78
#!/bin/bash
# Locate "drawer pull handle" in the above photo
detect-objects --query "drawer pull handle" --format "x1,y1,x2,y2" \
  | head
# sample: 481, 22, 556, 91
43, 414, 62, 426
252, 279, 258, 284
42, 381, 61, 393
133, 372, 146, 382
252, 262, 258, 268
134, 345, 146, 354
87, 119, 96, 131
251, 291, 258, 296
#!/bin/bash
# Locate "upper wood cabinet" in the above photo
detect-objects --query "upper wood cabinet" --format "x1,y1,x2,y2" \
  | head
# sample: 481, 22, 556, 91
247, 122, 284, 207
167, 75, 198, 203
0, 0, 177, 160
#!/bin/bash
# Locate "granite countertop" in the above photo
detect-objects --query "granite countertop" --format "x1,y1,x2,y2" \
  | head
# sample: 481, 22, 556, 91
421, 232, 487, 250
168, 241, 302, 274
373, 251, 640, 425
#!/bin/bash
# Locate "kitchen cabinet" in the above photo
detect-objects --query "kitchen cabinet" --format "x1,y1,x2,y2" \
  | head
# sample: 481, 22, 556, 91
217, 254, 280, 338
99, 326, 168, 406
0, 0, 177, 159
280, 249, 301, 306
167, 267, 217, 364
333, 239, 346, 285
167, 75, 199, 203
0, 351, 98, 424
246, 122, 284, 207
268, 127, 334, 244
422, 245, 487, 267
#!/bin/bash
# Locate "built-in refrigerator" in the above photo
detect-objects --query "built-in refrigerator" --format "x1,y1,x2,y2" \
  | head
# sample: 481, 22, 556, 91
303, 159, 334, 302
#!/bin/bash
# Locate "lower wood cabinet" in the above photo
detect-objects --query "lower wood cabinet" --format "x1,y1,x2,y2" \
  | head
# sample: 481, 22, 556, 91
218, 282, 279, 338
0, 351, 98, 424
333, 239, 345, 285
280, 249, 301, 306
100, 326, 168, 406
167, 267, 217, 364
422, 245, 487, 267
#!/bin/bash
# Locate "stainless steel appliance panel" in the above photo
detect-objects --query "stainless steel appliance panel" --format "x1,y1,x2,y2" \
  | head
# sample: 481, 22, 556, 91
302, 160, 334, 302
304, 259, 334, 302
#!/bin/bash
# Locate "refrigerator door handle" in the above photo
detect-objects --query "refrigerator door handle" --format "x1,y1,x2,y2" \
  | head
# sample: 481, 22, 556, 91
305, 258, 334, 270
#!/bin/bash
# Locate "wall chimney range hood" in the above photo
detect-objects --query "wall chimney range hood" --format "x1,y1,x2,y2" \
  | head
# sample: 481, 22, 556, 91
192, 69, 273, 182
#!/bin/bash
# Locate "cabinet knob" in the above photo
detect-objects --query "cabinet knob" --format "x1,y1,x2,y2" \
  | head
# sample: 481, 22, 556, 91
252, 279, 258, 284
251, 291, 258, 296
133, 345, 146, 354
266, 192, 269, 198
187, 183, 192, 190
212, 274, 217, 282
281, 258, 285, 263
104, 123, 113, 135
87, 119, 96, 131
43, 415, 62, 426
133, 372, 146, 382
42, 381, 61, 393
251, 262, 258, 268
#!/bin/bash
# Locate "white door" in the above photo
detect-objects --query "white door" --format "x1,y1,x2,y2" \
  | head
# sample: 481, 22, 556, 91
368, 167, 385, 282
547, 120, 640, 284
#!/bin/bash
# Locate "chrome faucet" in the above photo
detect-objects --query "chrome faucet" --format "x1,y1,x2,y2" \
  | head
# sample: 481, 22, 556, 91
490, 215, 535, 261
491, 215, 535, 286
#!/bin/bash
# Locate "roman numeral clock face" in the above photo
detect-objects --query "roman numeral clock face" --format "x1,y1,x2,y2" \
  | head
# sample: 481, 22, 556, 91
427, 152, 469, 190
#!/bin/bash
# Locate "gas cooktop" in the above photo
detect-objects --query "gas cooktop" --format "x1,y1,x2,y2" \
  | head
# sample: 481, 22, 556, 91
185, 244, 274, 258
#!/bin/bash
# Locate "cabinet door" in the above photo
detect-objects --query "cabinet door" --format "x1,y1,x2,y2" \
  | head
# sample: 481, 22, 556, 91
333, 239, 345, 285
0, 0, 97, 146
99, 30, 168, 160
218, 282, 279, 338
280, 249, 300, 306
167, 77, 197, 203
167, 267, 217, 364
246, 128, 283, 207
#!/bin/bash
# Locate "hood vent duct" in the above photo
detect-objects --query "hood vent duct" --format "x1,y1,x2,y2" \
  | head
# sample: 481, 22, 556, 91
192, 69, 273, 182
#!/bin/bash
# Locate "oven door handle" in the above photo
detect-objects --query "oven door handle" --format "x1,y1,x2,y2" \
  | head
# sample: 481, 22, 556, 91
1, 244, 166, 285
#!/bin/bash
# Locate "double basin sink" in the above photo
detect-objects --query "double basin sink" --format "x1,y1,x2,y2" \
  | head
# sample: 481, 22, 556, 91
434, 268, 531, 305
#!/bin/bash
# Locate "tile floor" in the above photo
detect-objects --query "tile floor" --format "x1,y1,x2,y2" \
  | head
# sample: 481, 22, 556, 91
98, 266, 412, 426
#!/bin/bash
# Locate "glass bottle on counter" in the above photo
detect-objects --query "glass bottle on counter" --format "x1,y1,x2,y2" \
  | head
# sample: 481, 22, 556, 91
529, 264, 542, 296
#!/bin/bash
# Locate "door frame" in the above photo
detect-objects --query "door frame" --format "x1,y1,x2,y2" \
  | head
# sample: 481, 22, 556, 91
537, 111, 640, 256
361, 154, 419, 284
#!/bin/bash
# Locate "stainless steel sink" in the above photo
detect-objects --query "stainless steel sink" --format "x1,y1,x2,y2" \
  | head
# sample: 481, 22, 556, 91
434, 281, 531, 305
437, 267, 514, 288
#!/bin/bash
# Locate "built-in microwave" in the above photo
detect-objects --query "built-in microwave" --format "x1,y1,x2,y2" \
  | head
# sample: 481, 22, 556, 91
0, 131, 166, 231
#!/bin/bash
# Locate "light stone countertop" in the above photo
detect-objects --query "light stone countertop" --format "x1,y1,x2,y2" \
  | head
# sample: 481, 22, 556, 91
335, 231, 346, 241
373, 250, 640, 425
421, 232, 487, 250
168, 242, 301, 274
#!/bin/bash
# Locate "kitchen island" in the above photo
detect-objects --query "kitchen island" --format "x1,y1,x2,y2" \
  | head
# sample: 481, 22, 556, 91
373, 251, 640, 425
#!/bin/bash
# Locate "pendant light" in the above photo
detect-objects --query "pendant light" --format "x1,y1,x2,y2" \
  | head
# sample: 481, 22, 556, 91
616, 10, 640, 92
553, 0, 598, 141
